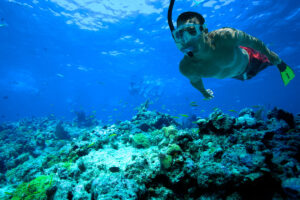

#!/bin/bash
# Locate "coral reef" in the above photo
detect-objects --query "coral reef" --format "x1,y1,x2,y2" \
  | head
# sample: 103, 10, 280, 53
75, 111, 97, 128
55, 121, 71, 140
11, 175, 55, 200
0, 105, 299, 200
132, 133, 150, 148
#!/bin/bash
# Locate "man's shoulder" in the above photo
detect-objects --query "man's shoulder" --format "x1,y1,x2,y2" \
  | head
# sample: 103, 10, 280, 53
208, 27, 246, 47
208, 27, 240, 39
179, 56, 194, 76
179, 57, 189, 74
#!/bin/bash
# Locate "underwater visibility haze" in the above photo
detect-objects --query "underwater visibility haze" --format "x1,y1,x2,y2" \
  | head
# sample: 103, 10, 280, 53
0, 0, 300, 199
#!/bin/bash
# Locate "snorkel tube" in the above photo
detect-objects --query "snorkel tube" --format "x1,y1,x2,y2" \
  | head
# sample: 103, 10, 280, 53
168, 0, 194, 57
167, 0, 175, 36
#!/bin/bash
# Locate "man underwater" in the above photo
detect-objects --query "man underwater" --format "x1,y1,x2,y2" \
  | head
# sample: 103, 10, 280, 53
168, 0, 295, 99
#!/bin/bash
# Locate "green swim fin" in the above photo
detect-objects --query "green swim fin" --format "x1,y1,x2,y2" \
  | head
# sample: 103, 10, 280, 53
277, 61, 295, 86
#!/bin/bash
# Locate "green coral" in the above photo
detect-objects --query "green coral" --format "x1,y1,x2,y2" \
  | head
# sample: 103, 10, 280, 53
11, 175, 54, 200
132, 133, 150, 148
43, 147, 80, 169
43, 154, 61, 169
159, 154, 173, 170
162, 125, 178, 139
150, 129, 162, 137
167, 144, 182, 156
5, 167, 18, 180
62, 161, 73, 171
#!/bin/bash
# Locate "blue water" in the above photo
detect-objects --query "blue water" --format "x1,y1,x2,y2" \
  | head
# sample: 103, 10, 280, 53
0, 0, 299, 123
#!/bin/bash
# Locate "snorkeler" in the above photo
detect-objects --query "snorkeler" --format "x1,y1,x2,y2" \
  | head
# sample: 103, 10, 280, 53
168, 0, 295, 99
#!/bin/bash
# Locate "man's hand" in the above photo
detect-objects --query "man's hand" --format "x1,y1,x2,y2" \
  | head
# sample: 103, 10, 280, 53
202, 89, 214, 100
189, 79, 214, 99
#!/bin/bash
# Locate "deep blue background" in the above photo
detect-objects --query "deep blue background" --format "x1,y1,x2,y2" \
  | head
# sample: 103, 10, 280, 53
0, 0, 299, 123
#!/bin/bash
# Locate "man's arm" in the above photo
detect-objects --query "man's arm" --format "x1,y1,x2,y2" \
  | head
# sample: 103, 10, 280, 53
179, 58, 214, 99
190, 79, 213, 99
220, 28, 281, 65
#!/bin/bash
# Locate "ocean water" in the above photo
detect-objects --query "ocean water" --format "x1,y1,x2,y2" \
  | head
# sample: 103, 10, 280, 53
0, 0, 299, 199
0, 0, 299, 122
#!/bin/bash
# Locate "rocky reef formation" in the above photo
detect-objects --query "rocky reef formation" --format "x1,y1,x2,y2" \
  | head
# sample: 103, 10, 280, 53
0, 106, 299, 200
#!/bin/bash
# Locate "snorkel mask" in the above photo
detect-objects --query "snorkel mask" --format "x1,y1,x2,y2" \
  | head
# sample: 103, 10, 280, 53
173, 23, 206, 54
168, 0, 206, 57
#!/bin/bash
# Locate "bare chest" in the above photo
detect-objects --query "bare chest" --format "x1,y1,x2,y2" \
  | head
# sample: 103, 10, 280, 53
188, 46, 249, 79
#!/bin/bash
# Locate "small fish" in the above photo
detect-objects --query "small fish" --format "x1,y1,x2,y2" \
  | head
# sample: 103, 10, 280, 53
77, 66, 88, 71
190, 104, 199, 107
56, 73, 64, 78
191, 0, 205, 7
0, 19, 7, 28
192, 128, 199, 133
4, 192, 13, 196
2, 96, 8, 99
113, 108, 118, 111
179, 114, 189, 118
228, 109, 237, 113
49, 176, 53, 186
87, 142, 95, 148
213, 107, 219, 111
92, 110, 97, 113
252, 105, 261, 108
192, 121, 198, 124
89, 115, 95, 118
171, 116, 179, 119
109, 133, 117, 137
216, 115, 224, 120
97, 81, 104, 85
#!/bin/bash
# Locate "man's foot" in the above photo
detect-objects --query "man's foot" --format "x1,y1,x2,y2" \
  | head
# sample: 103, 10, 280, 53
277, 62, 295, 86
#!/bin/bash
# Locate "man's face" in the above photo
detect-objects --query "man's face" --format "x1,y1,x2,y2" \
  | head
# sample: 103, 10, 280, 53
183, 17, 201, 26
177, 16, 201, 27
174, 17, 203, 53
